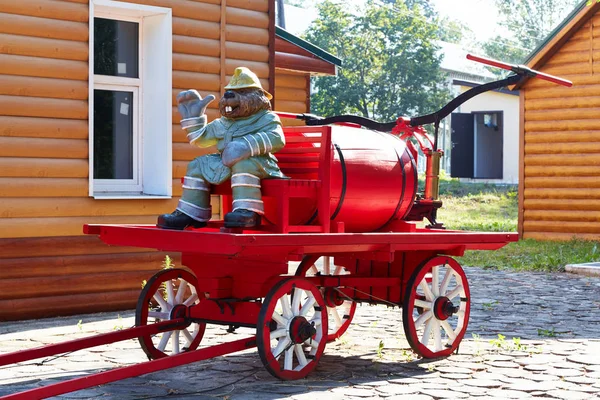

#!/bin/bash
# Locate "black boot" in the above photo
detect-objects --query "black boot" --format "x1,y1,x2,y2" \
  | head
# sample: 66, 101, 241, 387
224, 209, 261, 228
157, 210, 207, 230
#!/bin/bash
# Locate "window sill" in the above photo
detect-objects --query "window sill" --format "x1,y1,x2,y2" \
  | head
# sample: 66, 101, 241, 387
93, 193, 172, 200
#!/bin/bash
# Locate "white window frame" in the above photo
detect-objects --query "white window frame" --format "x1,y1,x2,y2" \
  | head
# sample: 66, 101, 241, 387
89, 0, 172, 199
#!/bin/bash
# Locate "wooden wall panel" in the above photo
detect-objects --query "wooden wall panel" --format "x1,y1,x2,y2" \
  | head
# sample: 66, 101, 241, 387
275, 71, 309, 126
0, 0, 88, 22
521, 14, 600, 240
0, 178, 88, 197
0, 12, 88, 41
0, 116, 88, 139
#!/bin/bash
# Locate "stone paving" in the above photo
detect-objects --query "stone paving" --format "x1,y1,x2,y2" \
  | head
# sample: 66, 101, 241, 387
1, 266, 600, 399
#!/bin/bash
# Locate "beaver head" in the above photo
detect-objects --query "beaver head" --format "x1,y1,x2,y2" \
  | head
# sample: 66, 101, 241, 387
219, 88, 271, 120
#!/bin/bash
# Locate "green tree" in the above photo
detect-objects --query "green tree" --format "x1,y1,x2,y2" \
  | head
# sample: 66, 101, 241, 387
482, 0, 580, 69
304, 0, 450, 121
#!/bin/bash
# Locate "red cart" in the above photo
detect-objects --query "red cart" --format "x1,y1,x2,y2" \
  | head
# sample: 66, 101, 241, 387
0, 55, 569, 399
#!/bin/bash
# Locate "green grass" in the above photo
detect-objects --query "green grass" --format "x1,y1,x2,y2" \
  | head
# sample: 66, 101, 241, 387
424, 174, 600, 272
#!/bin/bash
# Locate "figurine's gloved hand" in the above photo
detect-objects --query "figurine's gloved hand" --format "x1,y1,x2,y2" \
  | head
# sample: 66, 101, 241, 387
177, 90, 215, 119
221, 140, 252, 167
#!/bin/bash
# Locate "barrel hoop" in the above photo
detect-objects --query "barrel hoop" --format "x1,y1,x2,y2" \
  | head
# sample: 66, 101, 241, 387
330, 143, 347, 220
400, 150, 418, 220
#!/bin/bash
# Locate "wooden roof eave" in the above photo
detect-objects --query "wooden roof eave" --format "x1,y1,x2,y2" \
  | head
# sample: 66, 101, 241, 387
513, 1, 600, 90
274, 27, 341, 76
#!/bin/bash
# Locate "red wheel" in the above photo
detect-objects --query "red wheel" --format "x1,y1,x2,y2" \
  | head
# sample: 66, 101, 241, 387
402, 256, 470, 358
257, 277, 328, 380
136, 268, 206, 359
295, 255, 357, 342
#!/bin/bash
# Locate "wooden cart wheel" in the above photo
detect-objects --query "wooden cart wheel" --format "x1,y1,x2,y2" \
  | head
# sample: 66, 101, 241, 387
257, 277, 328, 380
136, 268, 206, 360
402, 256, 470, 358
295, 255, 357, 342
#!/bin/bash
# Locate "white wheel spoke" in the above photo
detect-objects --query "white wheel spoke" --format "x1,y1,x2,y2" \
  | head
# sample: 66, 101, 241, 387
175, 280, 188, 304
456, 310, 465, 319
183, 293, 199, 307
433, 320, 442, 351
422, 318, 434, 346
414, 310, 432, 328
270, 328, 287, 340
271, 312, 287, 327
446, 285, 464, 301
281, 294, 293, 318
166, 281, 175, 304
172, 331, 180, 354
306, 338, 320, 351
330, 306, 343, 329
311, 316, 322, 327
440, 320, 457, 342
419, 280, 435, 301
294, 344, 308, 368
308, 265, 318, 275
157, 331, 172, 352
148, 311, 169, 320
284, 346, 294, 370
431, 266, 439, 297
299, 294, 316, 316
291, 288, 302, 316
183, 327, 194, 346
272, 338, 291, 360
414, 299, 432, 310
333, 265, 343, 275
323, 257, 331, 275
153, 293, 169, 311
439, 268, 452, 296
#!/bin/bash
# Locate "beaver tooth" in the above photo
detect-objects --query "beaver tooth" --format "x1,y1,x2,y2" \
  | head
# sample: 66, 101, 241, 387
226, 106, 232, 113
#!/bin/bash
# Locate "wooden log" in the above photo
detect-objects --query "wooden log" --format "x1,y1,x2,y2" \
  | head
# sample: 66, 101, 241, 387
0, 216, 157, 239
0, 290, 140, 321
524, 119, 600, 132
524, 210, 600, 222
525, 107, 599, 122
276, 100, 308, 113
525, 165, 600, 177
544, 49, 589, 65
0, 197, 179, 218
227, 0, 269, 12
0, 157, 88, 178
173, 142, 206, 161
280, 119, 306, 127
0, 252, 179, 279
173, 53, 220, 74
0, 137, 87, 159
0, 12, 88, 41
172, 124, 187, 143
525, 153, 600, 166
225, 41, 269, 62
173, 35, 220, 57
275, 73, 307, 89
524, 74, 600, 89
524, 198, 600, 211
172, 71, 221, 92
525, 176, 600, 189
525, 142, 600, 155
524, 84, 600, 100
58, 0, 88, 4
275, 52, 336, 75
0, 33, 88, 61
225, 59, 269, 77
227, 24, 269, 45
0, 236, 152, 259
0, 271, 152, 300
525, 130, 600, 144
559, 38, 591, 53
0, 75, 87, 100
525, 96, 600, 111
540, 63, 590, 76
523, 220, 600, 234
226, 6, 268, 28
523, 231, 600, 241
524, 188, 600, 199
173, 17, 220, 40
0, 54, 87, 80
122, 0, 220, 22
275, 87, 308, 102
0, 177, 88, 197
0, 0, 88, 22
173, 161, 189, 178
0, 116, 88, 139
0, 95, 87, 120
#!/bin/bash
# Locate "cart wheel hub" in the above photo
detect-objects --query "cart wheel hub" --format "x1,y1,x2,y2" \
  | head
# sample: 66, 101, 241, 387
323, 288, 344, 307
433, 297, 458, 321
289, 316, 316, 343
170, 304, 188, 320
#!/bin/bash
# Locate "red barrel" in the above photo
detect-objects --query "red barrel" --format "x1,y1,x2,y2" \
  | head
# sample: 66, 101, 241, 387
268, 125, 418, 233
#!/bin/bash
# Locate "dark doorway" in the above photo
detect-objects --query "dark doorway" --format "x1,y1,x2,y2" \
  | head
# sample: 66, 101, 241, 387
450, 113, 474, 178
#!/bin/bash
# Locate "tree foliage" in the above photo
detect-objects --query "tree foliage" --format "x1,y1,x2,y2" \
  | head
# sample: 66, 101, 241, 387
304, 0, 450, 121
482, 0, 580, 67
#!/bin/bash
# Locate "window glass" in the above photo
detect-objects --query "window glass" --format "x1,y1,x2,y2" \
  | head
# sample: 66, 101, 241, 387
94, 89, 134, 179
94, 18, 139, 78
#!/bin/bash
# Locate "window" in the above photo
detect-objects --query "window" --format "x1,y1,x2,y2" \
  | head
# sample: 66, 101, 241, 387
90, 0, 172, 198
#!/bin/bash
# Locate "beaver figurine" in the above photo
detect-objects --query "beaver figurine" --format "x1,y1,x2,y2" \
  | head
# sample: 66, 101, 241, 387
157, 67, 286, 230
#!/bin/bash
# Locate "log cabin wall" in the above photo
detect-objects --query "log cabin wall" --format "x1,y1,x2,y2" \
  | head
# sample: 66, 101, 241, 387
521, 13, 600, 241
275, 70, 310, 126
0, 0, 272, 320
